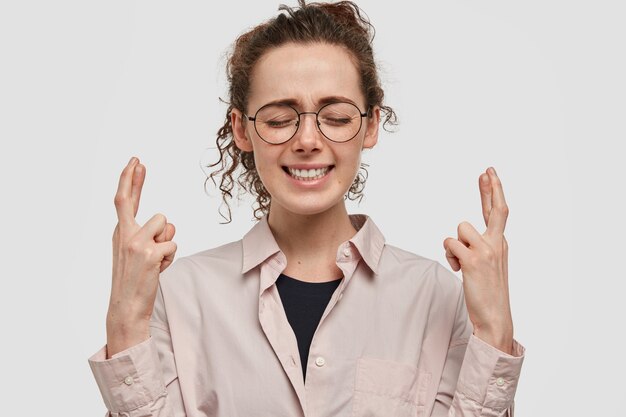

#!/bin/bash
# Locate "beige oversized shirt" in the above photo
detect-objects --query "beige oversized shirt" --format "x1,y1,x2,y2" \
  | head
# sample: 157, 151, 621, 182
89, 214, 525, 417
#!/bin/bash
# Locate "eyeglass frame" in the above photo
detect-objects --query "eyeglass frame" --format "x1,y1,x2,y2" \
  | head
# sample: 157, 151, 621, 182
242, 101, 371, 145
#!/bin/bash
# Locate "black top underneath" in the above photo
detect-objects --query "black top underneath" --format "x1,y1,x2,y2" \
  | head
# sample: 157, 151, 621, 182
275, 273, 342, 382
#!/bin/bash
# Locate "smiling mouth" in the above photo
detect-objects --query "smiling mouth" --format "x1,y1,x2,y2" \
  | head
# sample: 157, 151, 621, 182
282, 165, 334, 181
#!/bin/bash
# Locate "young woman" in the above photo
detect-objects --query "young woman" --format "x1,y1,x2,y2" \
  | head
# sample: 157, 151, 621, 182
89, 1, 525, 416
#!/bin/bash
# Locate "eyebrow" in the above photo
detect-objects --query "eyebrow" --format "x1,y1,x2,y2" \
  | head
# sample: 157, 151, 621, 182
261, 95, 360, 108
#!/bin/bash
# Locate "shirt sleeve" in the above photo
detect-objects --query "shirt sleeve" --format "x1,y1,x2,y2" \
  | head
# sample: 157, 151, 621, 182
87, 283, 185, 417
431, 275, 526, 417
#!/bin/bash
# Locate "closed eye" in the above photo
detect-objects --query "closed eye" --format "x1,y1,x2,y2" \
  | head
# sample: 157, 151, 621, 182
322, 117, 352, 125
264, 119, 296, 128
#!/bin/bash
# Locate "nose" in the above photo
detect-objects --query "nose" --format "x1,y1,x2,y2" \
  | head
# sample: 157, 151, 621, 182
290, 112, 324, 153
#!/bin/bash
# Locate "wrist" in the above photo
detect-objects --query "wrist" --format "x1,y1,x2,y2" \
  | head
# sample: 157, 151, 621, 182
105, 318, 150, 359
473, 326, 514, 355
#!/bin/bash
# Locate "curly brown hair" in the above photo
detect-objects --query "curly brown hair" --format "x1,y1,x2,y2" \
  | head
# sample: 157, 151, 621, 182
204, 0, 398, 223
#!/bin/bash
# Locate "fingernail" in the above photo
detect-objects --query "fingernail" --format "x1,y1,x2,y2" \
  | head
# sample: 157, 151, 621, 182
480, 174, 489, 184
489, 167, 497, 175
129, 157, 137, 165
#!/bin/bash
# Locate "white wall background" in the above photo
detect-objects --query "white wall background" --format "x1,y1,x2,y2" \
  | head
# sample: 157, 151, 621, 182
1, 0, 624, 415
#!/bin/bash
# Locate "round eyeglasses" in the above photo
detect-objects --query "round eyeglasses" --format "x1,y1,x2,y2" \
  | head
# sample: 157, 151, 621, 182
243, 101, 369, 145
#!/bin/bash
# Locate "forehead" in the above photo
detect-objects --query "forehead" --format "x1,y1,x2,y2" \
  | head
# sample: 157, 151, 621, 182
248, 42, 364, 110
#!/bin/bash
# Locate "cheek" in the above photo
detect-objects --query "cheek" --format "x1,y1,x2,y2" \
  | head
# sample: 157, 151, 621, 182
252, 156, 269, 180
346, 143, 364, 166
251, 149, 279, 183
336, 150, 363, 181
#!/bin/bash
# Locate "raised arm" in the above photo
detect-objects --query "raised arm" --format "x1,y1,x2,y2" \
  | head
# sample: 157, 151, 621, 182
437, 167, 526, 416
88, 157, 182, 416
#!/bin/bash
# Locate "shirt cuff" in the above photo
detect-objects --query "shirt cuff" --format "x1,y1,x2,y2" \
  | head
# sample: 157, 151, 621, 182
88, 336, 167, 414
456, 334, 525, 412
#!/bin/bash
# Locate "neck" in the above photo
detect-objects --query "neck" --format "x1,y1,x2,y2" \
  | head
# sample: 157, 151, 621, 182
267, 201, 357, 267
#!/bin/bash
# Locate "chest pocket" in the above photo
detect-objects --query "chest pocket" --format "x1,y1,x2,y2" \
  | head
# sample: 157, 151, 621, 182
351, 356, 431, 417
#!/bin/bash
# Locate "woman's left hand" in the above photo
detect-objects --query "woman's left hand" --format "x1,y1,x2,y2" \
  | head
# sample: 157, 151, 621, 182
443, 167, 514, 354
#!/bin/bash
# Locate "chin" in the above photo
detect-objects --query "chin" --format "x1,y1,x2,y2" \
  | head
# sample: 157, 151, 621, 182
270, 195, 345, 217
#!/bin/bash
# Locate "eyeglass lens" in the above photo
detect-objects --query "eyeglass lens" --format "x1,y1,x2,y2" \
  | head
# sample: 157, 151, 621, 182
254, 102, 362, 144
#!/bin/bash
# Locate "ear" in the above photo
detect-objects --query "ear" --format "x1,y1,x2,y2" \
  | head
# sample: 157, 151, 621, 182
231, 108, 254, 152
362, 105, 380, 150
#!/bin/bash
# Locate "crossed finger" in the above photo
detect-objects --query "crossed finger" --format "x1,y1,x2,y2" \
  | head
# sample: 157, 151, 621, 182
131, 162, 145, 218
114, 157, 145, 225
479, 167, 509, 236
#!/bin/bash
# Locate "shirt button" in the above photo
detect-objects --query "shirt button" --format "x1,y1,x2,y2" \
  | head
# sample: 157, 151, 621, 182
342, 248, 350, 257
315, 356, 326, 367
338, 293, 343, 301
495, 377, 505, 387
123, 376, 134, 386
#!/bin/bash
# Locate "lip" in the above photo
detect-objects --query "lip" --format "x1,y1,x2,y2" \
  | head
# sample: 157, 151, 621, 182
282, 164, 334, 170
282, 165, 334, 188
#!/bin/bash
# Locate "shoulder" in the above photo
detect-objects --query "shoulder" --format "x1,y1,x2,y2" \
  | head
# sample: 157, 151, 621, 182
158, 239, 243, 286
185, 240, 243, 268
380, 243, 463, 298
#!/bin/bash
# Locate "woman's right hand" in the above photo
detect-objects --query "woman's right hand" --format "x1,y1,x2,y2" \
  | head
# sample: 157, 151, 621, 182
106, 157, 178, 358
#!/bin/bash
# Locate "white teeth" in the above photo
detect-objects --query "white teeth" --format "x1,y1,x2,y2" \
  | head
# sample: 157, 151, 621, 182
287, 167, 330, 181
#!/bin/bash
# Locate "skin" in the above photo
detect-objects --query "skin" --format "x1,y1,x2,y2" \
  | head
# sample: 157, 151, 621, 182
443, 168, 514, 354
107, 42, 515, 357
106, 157, 177, 358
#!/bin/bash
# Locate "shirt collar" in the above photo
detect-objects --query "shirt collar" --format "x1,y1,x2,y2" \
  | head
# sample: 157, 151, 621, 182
346, 214, 386, 274
241, 213, 386, 275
